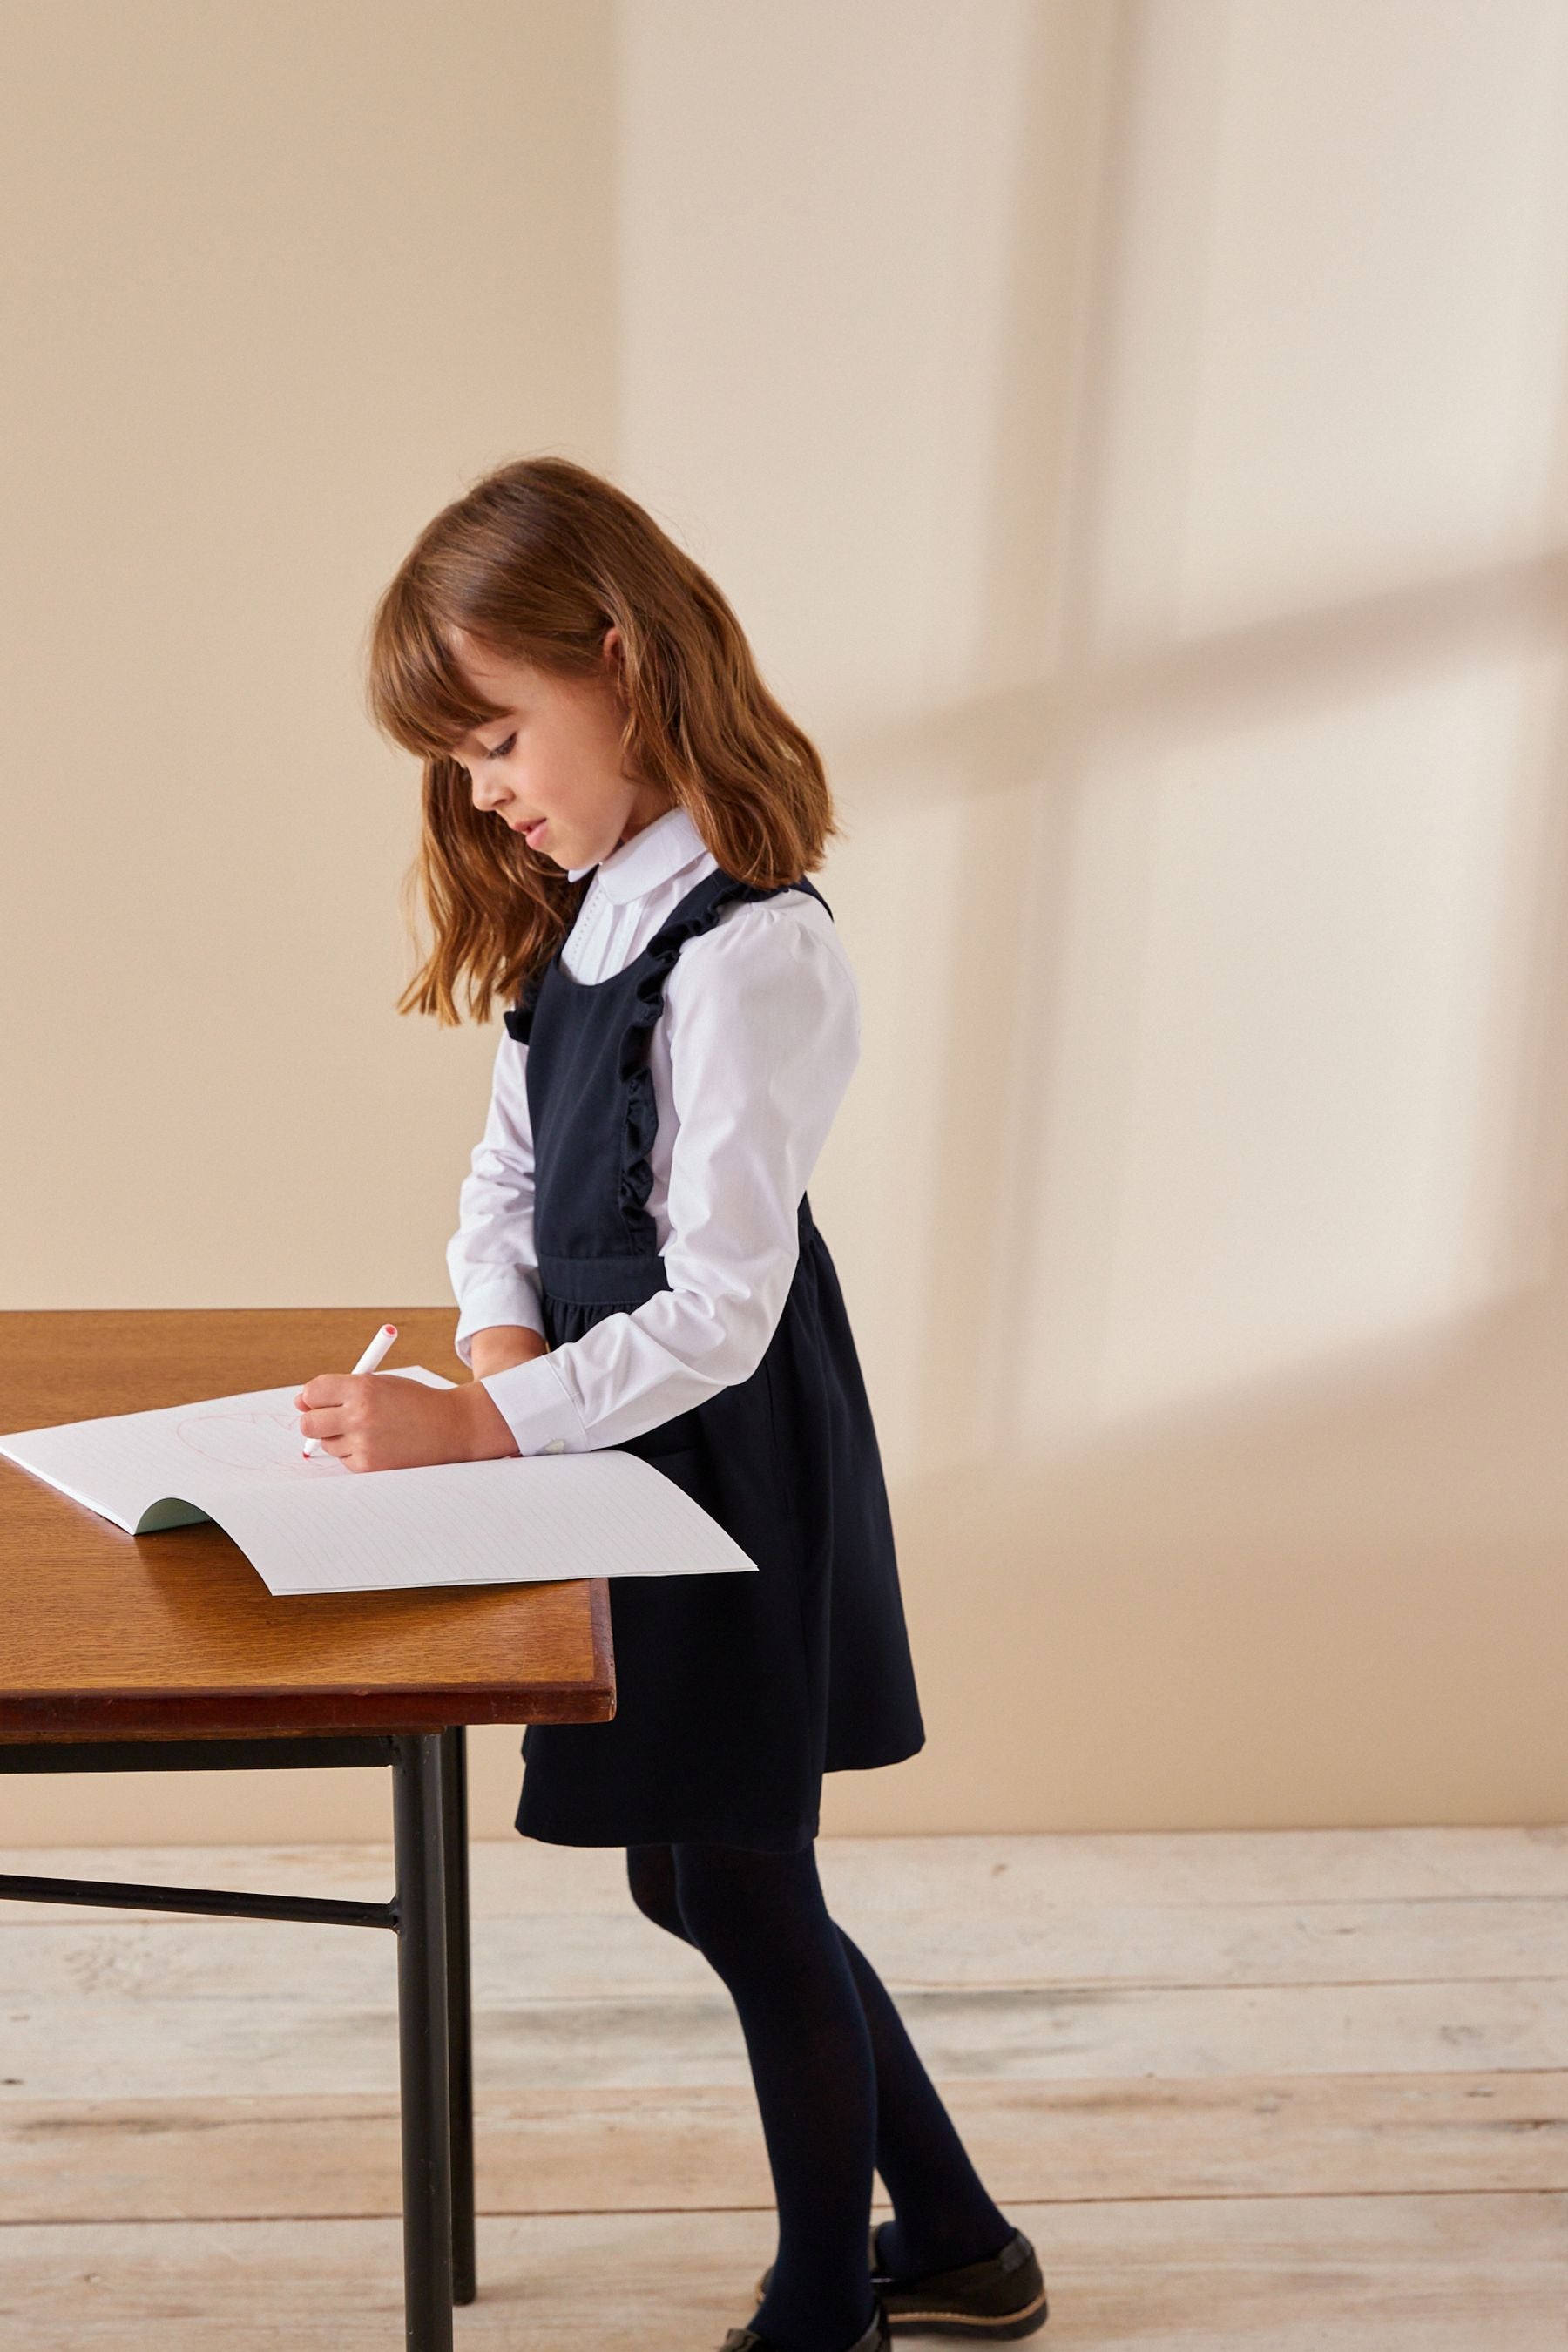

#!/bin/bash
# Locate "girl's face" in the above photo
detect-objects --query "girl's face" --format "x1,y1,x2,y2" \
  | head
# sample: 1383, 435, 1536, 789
446, 625, 672, 872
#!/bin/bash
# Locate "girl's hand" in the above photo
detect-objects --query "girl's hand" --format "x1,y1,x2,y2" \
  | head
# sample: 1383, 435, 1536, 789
294, 1370, 520, 1471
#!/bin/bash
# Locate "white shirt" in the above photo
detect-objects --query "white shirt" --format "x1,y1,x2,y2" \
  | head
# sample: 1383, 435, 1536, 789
445, 804, 861, 1456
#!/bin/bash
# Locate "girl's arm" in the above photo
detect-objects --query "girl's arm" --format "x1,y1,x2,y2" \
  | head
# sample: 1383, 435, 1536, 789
446, 1029, 551, 1371
469, 1324, 549, 1377
473, 896, 860, 1455
297, 1027, 551, 1466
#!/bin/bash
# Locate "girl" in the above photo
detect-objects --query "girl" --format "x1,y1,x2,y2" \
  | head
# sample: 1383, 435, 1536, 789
296, 456, 1047, 2352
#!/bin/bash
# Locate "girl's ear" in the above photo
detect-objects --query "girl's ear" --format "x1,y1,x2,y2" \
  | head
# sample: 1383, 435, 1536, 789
601, 624, 630, 706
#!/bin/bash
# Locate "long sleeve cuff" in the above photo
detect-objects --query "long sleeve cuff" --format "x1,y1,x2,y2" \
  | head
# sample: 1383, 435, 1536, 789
453, 1275, 547, 1368
479, 1353, 593, 1456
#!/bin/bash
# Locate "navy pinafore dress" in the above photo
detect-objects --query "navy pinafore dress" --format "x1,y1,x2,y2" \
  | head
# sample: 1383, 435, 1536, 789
501, 864, 925, 1851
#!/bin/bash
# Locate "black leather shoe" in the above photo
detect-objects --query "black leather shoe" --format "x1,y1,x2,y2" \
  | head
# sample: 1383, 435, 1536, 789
720, 2299, 889, 2352
754, 2224, 1047, 2339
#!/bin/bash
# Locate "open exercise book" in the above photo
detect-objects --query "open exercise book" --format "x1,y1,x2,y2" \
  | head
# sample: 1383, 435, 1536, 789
0, 1367, 757, 1598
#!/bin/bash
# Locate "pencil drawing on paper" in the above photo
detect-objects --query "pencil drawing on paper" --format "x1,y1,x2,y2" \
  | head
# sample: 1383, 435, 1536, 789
174, 1412, 332, 1475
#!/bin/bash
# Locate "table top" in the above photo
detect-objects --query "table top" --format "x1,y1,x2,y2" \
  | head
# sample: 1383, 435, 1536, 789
0, 1309, 613, 1742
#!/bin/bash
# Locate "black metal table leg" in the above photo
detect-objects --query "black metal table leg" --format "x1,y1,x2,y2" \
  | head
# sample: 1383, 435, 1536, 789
441, 1725, 476, 2304
0, 1730, 477, 2342
393, 1733, 454, 2351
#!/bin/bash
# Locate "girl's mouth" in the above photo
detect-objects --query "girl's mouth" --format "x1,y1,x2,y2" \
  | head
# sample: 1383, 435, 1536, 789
521, 819, 547, 846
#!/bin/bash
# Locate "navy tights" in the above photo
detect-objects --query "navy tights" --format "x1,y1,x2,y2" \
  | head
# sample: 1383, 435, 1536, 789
626, 1839, 1012, 2352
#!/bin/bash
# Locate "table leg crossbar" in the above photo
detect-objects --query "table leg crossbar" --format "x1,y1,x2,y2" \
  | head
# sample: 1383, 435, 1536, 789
0, 1725, 475, 2351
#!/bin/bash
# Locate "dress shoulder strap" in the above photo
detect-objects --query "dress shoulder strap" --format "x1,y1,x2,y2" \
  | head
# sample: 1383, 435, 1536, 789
789, 873, 833, 919
501, 868, 834, 1043
641, 868, 834, 956
640, 867, 832, 960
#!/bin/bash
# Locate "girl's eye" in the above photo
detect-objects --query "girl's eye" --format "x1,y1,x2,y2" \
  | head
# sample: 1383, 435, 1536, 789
484, 733, 517, 760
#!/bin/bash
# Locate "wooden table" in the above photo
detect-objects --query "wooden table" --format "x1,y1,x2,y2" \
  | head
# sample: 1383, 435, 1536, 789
0, 1308, 615, 2352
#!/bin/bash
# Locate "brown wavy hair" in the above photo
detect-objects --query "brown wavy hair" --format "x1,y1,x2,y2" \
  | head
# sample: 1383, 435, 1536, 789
363, 453, 839, 1027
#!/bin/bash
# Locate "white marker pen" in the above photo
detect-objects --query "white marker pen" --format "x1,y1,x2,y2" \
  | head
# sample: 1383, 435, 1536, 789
301, 1322, 398, 1457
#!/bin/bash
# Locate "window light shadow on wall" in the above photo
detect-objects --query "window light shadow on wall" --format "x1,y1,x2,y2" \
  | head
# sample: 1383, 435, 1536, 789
831, 0, 1568, 1462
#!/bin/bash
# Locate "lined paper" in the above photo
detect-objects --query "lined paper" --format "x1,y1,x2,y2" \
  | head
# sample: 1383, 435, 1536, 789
0, 1369, 757, 1597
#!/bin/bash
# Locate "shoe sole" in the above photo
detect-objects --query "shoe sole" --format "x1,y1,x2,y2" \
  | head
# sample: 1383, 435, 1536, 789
752, 2261, 1048, 2339
879, 2281, 1048, 2337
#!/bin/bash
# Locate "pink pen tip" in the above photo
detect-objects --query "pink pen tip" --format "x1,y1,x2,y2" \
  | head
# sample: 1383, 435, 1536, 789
384, 1324, 396, 1335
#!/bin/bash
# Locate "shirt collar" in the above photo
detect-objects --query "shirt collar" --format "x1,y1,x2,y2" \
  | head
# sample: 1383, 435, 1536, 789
568, 803, 710, 902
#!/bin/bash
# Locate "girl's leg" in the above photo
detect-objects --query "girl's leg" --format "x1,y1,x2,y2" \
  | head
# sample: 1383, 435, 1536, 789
622, 1843, 1013, 2289
671, 1839, 880, 2352
833, 1927, 1013, 2280
625, 1839, 686, 1940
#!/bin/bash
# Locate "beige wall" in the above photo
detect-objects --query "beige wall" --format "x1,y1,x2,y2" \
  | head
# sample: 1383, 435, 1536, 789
4, 0, 1568, 1845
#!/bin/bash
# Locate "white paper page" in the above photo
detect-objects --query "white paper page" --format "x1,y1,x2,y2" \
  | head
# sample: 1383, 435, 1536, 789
0, 1370, 757, 1596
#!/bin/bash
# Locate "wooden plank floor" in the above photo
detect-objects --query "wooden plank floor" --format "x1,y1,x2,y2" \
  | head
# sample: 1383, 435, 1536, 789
2, 1828, 1565, 2346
